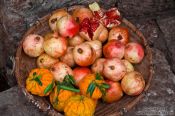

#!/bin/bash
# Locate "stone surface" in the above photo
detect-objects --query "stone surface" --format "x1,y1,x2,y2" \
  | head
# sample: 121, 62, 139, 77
0, 86, 47, 116
0, 0, 175, 116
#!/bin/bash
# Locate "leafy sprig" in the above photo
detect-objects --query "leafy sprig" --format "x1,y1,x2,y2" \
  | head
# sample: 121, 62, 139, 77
56, 74, 80, 93
86, 73, 110, 97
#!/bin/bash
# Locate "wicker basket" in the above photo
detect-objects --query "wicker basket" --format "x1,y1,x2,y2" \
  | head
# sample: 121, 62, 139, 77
15, 5, 153, 116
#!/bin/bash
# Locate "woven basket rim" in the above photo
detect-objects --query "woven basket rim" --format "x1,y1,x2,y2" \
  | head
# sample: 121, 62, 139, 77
15, 5, 153, 116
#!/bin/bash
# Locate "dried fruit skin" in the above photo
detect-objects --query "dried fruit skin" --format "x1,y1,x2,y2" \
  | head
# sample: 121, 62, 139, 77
102, 80, 123, 103
124, 42, 144, 63
64, 95, 96, 116
26, 68, 54, 96
103, 58, 126, 81
23, 34, 44, 57
37, 53, 59, 68
73, 7, 93, 23
121, 71, 145, 96
103, 40, 125, 59
49, 9, 68, 31
108, 27, 129, 45
50, 87, 75, 112
43, 36, 67, 58
50, 62, 73, 82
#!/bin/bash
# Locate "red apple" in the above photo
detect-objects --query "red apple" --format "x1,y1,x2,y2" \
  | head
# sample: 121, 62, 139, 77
60, 47, 75, 67
103, 40, 125, 59
23, 34, 44, 57
57, 15, 79, 38
91, 58, 105, 75
124, 42, 144, 63
50, 62, 73, 82
121, 71, 145, 96
73, 43, 96, 66
108, 27, 129, 45
103, 58, 126, 81
73, 67, 91, 86
102, 80, 123, 103
43, 36, 67, 58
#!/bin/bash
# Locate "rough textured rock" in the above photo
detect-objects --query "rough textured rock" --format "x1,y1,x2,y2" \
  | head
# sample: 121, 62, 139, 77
0, 86, 47, 116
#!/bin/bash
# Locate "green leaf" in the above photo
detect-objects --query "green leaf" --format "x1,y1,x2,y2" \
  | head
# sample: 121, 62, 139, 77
101, 83, 110, 89
95, 73, 102, 80
64, 74, 75, 85
44, 81, 54, 94
86, 82, 96, 97
90, 84, 96, 97
60, 85, 80, 93
33, 72, 37, 76
34, 76, 42, 86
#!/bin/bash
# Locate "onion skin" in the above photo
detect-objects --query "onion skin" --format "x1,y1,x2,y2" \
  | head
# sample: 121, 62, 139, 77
37, 53, 59, 68
103, 40, 125, 59
49, 9, 68, 31
43, 36, 67, 58
124, 42, 144, 64
122, 59, 134, 73
103, 58, 126, 81
121, 71, 145, 96
108, 27, 129, 45
85, 40, 102, 59
73, 67, 91, 86
50, 62, 73, 82
102, 80, 123, 103
23, 34, 44, 57
68, 35, 85, 47
73, 43, 96, 66
73, 7, 93, 23
60, 47, 75, 67
57, 15, 79, 38
91, 58, 105, 75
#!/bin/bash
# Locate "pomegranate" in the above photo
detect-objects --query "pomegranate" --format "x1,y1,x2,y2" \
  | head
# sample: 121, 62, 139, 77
73, 67, 91, 86
56, 15, 79, 38
37, 53, 59, 68
108, 27, 129, 45
60, 47, 75, 67
50, 62, 73, 82
89, 2, 121, 28
73, 43, 96, 66
102, 80, 123, 103
91, 58, 105, 75
122, 59, 134, 73
68, 35, 85, 47
103, 58, 126, 81
103, 40, 125, 59
121, 71, 145, 96
79, 18, 108, 43
85, 40, 102, 59
44, 32, 59, 41
23, 34, 44, 57
49, 9, 68, 31
43, 36, 67, 58
72, 7, 93, 23
124, 42, 144, 63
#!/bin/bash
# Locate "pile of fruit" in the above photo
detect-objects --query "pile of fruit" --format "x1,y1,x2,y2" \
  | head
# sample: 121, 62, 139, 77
23, 2, 145, 116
